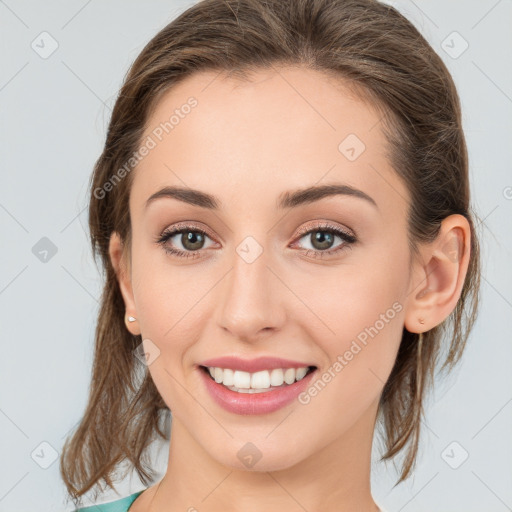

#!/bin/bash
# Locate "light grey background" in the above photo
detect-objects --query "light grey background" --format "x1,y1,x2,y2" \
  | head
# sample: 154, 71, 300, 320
1, 0, 511, 511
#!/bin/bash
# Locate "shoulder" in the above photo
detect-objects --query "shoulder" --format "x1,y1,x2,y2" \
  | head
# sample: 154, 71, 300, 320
73, 491, 144, 512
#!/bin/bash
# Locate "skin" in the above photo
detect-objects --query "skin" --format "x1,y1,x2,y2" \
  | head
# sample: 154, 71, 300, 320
109, 66, 471, 512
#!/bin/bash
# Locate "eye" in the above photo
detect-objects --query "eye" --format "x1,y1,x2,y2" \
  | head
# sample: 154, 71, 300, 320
292, 221, 357, 258
155, 222, 216, 259
155, 221, 357, 260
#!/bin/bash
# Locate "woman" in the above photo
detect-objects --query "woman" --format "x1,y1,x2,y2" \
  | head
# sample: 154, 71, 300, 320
60, 0, 481, 510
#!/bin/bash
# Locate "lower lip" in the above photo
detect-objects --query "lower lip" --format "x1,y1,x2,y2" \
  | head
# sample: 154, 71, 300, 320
198, 366, 317, 415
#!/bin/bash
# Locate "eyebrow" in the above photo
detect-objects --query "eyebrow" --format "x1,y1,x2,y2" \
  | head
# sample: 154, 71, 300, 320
144, 184, 378, 211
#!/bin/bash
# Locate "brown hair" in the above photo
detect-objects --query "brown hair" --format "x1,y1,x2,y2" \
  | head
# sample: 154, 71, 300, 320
60, 0, 481, 507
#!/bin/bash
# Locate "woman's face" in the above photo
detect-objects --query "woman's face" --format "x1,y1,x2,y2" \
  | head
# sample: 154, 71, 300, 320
115, 66, 417, 471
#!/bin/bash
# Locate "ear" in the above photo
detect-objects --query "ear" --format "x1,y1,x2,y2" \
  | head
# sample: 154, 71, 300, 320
109, 231, 141, 336
404, 214, 471, 334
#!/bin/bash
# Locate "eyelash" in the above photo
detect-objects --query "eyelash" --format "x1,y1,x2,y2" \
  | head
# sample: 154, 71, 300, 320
155, 221, 357, 260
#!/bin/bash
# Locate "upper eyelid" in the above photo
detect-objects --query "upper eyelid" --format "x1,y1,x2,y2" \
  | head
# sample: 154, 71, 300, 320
294, 221, 355, 239
162, 221, 353, 238
163, 221, 217, 240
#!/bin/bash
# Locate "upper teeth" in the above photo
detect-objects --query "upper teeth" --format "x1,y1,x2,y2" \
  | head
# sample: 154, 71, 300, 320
207, 366, 310, 389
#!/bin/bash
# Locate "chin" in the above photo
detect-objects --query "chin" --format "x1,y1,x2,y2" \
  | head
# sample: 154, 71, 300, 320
208, 438, 307, 473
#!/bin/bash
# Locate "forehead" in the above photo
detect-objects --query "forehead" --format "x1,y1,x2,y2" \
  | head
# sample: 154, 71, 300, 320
132, 66, 408, 217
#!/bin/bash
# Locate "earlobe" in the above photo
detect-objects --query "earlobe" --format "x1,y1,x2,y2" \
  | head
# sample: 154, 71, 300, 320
404, 214, 471, 333
108, 231, 141, 336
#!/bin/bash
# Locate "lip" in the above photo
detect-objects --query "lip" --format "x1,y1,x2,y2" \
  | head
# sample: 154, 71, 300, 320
198, 365, 318, 415
198, 356, 315, 373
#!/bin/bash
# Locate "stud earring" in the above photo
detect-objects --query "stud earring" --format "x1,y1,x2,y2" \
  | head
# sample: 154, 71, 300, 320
419, 318, 425, 325
127, 315, 137, 323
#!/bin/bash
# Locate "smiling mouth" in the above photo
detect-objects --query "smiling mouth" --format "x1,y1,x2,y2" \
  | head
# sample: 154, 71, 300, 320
199, 364, 317, 393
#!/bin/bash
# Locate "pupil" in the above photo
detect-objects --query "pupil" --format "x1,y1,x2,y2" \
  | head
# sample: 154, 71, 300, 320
312, 231, 333, 250
183, 231, 204, 250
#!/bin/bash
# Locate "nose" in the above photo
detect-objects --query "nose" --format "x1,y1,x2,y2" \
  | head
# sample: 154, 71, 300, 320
214, 236, 286, 343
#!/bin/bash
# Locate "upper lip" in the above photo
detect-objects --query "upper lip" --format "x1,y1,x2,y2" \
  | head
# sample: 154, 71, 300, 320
198, 356, 316, 373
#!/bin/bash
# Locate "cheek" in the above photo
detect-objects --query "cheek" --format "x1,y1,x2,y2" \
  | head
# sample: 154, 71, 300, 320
295, 263, 407, 424
131, 243, 192, 331
131, 254, 202, 410
290, 248, 408, 368
130, 248, 213, 372
296, 262, 405, 333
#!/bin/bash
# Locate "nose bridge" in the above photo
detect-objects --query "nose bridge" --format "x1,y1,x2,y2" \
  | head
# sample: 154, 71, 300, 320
215, 233, 285, 340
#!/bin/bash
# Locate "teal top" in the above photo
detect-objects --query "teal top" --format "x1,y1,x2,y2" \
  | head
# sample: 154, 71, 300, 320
74, 491, 144, 511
